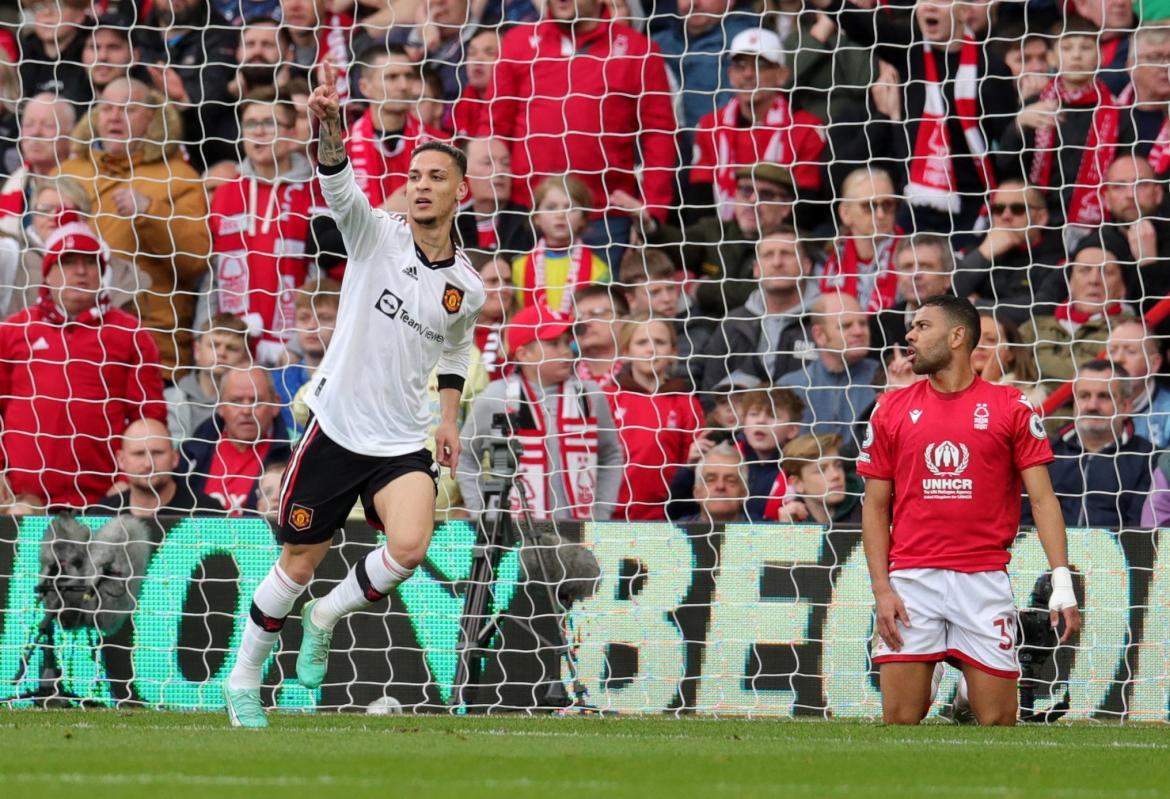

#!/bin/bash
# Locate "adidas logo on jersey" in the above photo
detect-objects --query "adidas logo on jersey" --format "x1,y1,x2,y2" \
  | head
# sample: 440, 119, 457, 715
403, 265, 418, 280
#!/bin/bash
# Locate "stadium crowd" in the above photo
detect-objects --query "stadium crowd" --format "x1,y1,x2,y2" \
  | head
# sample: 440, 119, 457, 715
0, 0, 1167, 528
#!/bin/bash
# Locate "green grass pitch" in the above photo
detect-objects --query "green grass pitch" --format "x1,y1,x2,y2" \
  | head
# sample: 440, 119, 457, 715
0, 711, 1167, 799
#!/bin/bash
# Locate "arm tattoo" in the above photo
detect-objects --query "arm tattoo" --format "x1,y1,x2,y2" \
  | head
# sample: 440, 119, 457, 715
318, 115, 346, 167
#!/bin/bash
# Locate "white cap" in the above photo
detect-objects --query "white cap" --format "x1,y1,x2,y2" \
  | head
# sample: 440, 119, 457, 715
729, 28, 784, 65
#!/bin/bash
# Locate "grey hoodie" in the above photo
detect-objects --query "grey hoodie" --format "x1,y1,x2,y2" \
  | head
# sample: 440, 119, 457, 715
457, 376, 623, 521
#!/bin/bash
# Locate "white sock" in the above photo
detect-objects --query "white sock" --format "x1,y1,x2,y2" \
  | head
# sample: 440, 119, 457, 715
228, 563, 308, 690
311, 547, 414, 630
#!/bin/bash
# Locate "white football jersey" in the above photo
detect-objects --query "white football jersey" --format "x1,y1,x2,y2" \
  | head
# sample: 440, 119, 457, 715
305, 162, 485, 457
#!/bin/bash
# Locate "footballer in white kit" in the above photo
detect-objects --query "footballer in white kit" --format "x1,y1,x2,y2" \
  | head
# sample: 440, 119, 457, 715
223, 60, 484, 728
859, 295, 1081, 726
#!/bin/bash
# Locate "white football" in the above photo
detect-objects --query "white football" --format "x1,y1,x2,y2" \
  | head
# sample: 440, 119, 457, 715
366, 696, 403, 715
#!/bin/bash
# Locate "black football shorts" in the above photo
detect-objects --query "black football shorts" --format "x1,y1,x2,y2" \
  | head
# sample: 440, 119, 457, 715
277, 418, 439, 544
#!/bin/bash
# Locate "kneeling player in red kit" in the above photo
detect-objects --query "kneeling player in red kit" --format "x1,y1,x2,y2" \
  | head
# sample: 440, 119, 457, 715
858, 295, 1081, 725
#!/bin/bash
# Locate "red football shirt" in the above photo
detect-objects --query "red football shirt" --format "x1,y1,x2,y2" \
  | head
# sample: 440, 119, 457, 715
857, 376, 1054, 573
205, 438, 271, 517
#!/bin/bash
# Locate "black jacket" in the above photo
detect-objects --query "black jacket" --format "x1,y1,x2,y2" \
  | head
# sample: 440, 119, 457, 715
648, 215, 758, 319
952, 232, 1067, 325
90, 479, 225, 517
1099, 208, 1170, 327
1023, 421, 1153, 530
998, 93, 1136, 226
19, 31, 93, 109
825, 0, 1018, 222
135, 11, 239, 172
692, 292, 814, 393
455, 203, 536, 259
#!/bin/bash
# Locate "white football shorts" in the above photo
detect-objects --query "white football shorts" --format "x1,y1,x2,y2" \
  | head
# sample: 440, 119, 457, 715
871, 568, 1020, 678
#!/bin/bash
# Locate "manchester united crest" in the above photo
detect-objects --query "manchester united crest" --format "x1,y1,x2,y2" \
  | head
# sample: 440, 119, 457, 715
289, 505, 313, 531
442, 284, 464, 314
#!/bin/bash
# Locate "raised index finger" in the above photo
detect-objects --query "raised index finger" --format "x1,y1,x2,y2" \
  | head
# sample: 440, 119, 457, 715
319, 59, 336, 92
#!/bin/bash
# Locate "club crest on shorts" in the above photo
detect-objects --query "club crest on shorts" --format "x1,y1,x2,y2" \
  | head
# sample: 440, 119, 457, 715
442, 284, 464, 314
289, 504, 314, 531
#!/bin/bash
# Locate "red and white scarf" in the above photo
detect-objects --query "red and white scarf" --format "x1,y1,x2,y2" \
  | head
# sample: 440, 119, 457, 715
36, 293, 110, 326
1029, 78, 1120, 226
506, 374, 599, 521
906, 30, 995, 213
820, 234, 901, 312
1145, 118, 1170, 175
347, 110, 433, 208
1052, 299, 1124, 336
475, 216, 498, 251
525, 239, 595, 314
475, 322, 505, 382
712, 95, 792, 220
575, 358, 621, 391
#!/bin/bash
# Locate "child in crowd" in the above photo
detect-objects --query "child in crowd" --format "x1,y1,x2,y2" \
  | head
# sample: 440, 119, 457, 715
1004, 16, 1133, 229
619, 247, 706, 366
512, 176, 608, 313
166, 314, 251, 443
274, 277, 340, 437
670, 387, 804, 522
473, 253, 513, 382
777, 433, 863, 525
607, 314, 704, 521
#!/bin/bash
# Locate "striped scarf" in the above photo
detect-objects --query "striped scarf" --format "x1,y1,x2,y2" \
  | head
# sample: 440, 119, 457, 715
906, 30, 995, 213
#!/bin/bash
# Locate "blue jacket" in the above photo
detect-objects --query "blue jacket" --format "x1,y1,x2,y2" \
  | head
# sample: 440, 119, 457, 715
778, 357, 880, 449
666, 435, 782, 522
1023, 421, 1153, 530
1131, 384, 1170, 451
654, 12, 758, 132
274, 362, 314, 437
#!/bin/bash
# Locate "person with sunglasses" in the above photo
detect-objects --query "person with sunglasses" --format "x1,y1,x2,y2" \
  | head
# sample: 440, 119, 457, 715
822, 167, 902, 314
953, 180, 1066, 325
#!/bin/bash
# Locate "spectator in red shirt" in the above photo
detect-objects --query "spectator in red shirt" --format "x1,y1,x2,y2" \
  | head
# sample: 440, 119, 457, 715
690, 28, 826, 221
281, 0, 354, 106
0, 222, 167, 512
483, 0, 677, 266
210, 88, 323, 365
450, 28, 500, 140
183, 366, 292, 516
347, 43, 448, 211
607, 315, 704, 520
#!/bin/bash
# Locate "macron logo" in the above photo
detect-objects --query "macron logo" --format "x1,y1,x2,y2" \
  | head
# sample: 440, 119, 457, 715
909, 409, 922, 424
31, 337, 49, 352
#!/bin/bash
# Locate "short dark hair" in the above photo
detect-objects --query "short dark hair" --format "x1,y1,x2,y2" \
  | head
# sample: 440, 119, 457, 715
573, 283, 630, 317
919, 294, 980, 353
238, 85, 296, 125
92, 13, 132, 42
1061, 15, 1100, 37
1078, 359, 1124, 379
356, 41, 412, 78
412, 140, 467, 177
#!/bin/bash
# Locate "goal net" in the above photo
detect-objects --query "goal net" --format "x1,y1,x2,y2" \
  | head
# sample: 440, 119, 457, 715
0, 0, 1166, 718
